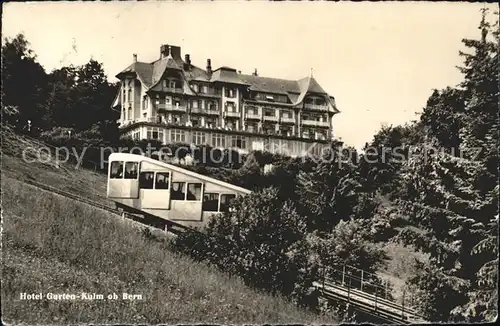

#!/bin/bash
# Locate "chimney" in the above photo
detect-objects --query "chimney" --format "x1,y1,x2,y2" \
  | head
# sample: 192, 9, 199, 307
184, 54, 191, 70
206, 58, 212, 74
160, 44, 169, 59
253, 68, 258, 76
133, 54, 137, 63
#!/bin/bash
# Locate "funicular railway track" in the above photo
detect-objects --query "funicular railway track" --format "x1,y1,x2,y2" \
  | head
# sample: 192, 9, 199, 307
7, 175, 426, 324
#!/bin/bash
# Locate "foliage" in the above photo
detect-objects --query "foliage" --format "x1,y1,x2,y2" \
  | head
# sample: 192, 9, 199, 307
297, 142, 362, 233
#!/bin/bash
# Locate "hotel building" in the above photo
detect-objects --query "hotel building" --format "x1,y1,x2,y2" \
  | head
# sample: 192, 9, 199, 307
112, 44, 339, 157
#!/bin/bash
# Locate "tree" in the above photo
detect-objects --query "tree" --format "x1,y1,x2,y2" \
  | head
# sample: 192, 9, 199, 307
297, 142, 362, 232
2, 34, 49, 131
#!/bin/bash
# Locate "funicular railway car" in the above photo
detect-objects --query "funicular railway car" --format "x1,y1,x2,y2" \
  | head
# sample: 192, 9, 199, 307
107, 153, 251, 231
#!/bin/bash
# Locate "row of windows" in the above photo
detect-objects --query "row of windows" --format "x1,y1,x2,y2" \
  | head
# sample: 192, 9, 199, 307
110, 161, 236, 211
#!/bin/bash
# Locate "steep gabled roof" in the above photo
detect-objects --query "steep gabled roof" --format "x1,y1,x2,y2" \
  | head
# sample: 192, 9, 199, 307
151, 57, 183, 86
116, 62, 154, 88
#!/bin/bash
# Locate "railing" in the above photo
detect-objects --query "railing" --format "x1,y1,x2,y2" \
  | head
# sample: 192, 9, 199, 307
224, 111, 241, 118
280, 117, 295, 124
301, 119, 329, 127
304, 103, 329, 111
157, 104, 187, 112
162, 87, 184, 94
245, 113, 261, 120
315, 264, 425, 323
191, 108, 220, 115
263, 115, 278, 122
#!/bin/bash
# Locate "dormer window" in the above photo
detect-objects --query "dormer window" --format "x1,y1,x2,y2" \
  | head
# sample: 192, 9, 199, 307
163, 80, 167, 88
169, 81, 176, 89
192, 84, 199, 92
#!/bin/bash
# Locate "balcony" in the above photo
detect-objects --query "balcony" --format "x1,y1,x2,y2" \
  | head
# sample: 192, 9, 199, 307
304, 103, 329, 111
301, 120, 330, 128
280, 116, 295, 124
162, 87, 184, 94
245, 113, 261, 120
157, 104, 186, 113
224, 111, 241, 118
263, 115, 278, 122
191, 108, 220, 116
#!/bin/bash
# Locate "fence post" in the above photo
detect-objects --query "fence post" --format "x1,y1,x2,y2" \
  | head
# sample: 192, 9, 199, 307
342, 264, 346, 286
322, 268, 325, 296
385, 279, 388, 299
402, 289, 405, 319
347, 272, 352, 303
360, 270, 364, 291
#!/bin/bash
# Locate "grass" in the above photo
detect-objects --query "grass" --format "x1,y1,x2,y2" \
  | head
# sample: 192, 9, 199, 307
1, 178, 334, 324
377, 241, 430, 305
1, 128, 111, 206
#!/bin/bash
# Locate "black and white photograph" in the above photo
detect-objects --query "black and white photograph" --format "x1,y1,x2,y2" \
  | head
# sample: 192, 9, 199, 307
1, 1, 498, 324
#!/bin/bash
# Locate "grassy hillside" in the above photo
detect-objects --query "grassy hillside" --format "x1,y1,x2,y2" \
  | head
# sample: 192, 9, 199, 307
1, 177, 333, 324
2, 128, 110, 206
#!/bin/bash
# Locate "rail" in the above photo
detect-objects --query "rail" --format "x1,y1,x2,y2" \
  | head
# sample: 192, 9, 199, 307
315, 264, 426, 323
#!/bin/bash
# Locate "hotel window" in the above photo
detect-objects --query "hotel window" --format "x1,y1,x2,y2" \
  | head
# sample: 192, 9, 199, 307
212, 133, 226, 148
225, 88, 235, 98
163, 80, 167, 88
146, 127, 164, 141
203, 85, 208, 93
231, 135, 246, 149
155, 172, 170, 189
264, 109, 275, 117
169, 80, 176, 89
172, 129, 186, 143
192, 131, 206, 145
192, 84, 199, 92
192, 100, 199, 109
133, 131, 140, 140
208, 101, 216, 110
203, 193, 219, 212
127, 89, 131, 102
282, 111, 291, 119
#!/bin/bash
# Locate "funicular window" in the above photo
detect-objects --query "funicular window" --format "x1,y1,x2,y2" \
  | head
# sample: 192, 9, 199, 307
186, 183, 202, 201
124, 162, 138, 179
171, 182, 186, 200
220, 194, 236, 212
155, 172, 170, 190
110, 161, 124, 179
202, 193, 220, 212
139, 172, 154, 189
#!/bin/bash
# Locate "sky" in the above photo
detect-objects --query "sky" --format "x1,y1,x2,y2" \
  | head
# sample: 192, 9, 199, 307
2, 1, 495, 149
